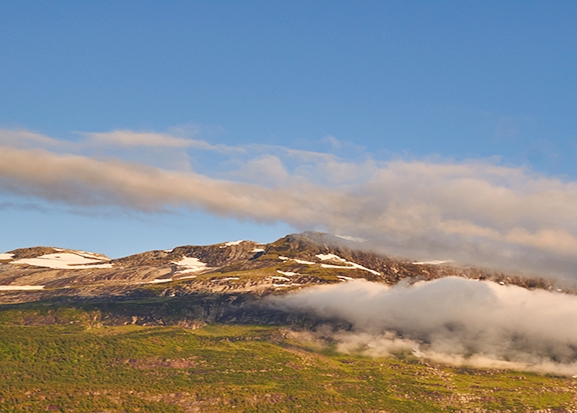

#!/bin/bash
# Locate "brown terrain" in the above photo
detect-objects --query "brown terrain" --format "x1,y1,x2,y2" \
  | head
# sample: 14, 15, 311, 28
0, 231, 563, 306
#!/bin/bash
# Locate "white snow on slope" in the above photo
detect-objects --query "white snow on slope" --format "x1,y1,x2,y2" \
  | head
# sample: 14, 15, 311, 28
252, 248, 265, 253
176, 269, 203, 274
224, 240, 244, 246
13, 253, 112, 269
172, 257, 209, 273
279, 254, 379, 275
294, 258, 315, 265
279, 256, 315, 265
75, 250, 108, 260
316, 253, 346, 262
320, 263, 347, 268
0, 285, 44, 291
0, 253, 14, 260
277, 270, 297, 276
321, 263, 358, 270
149, 278, 173, 284
320, 263, 380, 276
212, 277, 240, 282
316, 253, 381, 276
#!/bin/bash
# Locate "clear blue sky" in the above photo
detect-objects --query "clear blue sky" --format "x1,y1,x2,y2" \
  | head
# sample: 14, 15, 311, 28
1, 1, 577, 276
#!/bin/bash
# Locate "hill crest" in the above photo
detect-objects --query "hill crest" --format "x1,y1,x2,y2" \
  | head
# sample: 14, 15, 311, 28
0, 231, 561, 303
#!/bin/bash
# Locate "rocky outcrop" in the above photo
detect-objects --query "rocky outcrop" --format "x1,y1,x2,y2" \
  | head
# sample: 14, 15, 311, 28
0, 232, 565, 305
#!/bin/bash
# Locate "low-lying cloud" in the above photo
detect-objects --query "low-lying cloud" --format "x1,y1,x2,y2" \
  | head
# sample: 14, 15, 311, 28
267, 278, 577, 375
2, 128, 577, 280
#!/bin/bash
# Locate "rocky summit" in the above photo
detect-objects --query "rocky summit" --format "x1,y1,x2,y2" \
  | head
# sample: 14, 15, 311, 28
0, 232, 554, 303
0, 231, 560, 305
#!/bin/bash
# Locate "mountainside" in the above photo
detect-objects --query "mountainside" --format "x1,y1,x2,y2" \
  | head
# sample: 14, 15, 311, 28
0, 232, 559, 305
3, 233, 577, 413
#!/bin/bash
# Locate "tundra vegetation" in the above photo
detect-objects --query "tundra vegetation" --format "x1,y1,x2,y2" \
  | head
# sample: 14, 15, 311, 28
2, 234, 576, 412
1, 298, 577, 413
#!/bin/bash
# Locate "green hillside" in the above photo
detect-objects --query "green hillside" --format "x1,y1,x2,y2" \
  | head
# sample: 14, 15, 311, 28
0, 303, 576, 413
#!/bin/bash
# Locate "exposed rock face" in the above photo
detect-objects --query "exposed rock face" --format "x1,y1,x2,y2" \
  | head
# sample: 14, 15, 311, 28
0, 232, 562, 304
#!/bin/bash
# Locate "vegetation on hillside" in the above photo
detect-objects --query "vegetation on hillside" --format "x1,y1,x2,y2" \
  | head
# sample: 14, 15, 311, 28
0, 302, 576, 413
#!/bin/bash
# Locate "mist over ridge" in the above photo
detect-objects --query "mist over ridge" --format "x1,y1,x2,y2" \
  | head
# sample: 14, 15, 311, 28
267, 277, 577, 376
2, 229, 577, 376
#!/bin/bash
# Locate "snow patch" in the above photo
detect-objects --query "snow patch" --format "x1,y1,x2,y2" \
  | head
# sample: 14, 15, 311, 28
212, 277, 240, 282
0, 253, 14, 260
321, 264, 354, 269
272, 276, 291, 281
0, 285, 44, 291
222, 240, 244, 247
316, 253, 381, 276
176, 268, 203, 274
252, 248, 265, 253
13, 253, 112, 269
294, 258, 315, 265
149, 278, 173, 284
75, 250, 108, 260
320, 262, 380, 276
337, 276, 354, 282
316, 253, 346, 262
277, 270, 297, 276
279, 256, 315, 264
172, 257, 209, 273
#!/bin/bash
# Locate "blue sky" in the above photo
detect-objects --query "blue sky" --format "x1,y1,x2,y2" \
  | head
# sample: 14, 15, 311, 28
1, 1, 577, 279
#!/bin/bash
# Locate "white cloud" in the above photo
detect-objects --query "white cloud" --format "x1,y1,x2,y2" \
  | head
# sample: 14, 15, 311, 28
231, 155, 292, 186
82, 129, 241, 153
85, 130, 199, 148
267, 278, 577, 375
2, 128, 577, 280
0, 128, 62, 148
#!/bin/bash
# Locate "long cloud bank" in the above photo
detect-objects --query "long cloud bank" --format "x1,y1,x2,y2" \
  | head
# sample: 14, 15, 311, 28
266, 278, 577, 375
2, 128, 577, 280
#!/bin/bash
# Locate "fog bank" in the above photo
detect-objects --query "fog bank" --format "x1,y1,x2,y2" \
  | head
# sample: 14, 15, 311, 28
267, 278, 577, 375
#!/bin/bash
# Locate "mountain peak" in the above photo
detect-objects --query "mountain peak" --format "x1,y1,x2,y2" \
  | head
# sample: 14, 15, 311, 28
0, 232, 561, 303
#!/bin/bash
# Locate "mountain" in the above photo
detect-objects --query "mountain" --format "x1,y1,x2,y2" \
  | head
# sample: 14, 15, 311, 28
3, 233, 577, 412
0, 231, 558, 305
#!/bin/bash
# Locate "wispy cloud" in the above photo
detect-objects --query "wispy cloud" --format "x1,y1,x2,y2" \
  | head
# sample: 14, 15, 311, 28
85, 130, 204, 148
81, 129, 241, 153
0, 129, 62, 149
2, 128, 577, 279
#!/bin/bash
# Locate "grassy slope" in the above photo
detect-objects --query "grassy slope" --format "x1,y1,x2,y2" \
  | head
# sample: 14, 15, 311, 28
1, 307, 577, 413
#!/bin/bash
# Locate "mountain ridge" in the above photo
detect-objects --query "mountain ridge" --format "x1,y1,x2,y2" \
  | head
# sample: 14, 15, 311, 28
0, 231, 563, 304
